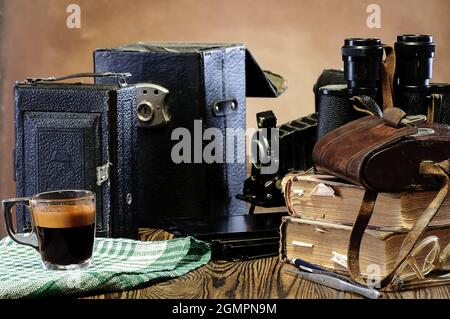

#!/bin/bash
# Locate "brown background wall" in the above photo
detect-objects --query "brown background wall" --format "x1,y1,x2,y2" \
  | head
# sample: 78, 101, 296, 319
1, 0, 449, 237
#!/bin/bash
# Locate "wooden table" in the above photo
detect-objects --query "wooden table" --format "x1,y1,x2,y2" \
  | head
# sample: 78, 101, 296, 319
86, 229, 450, 299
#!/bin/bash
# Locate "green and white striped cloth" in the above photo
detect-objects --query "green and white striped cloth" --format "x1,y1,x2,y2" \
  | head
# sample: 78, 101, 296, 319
0, 236, 210, 299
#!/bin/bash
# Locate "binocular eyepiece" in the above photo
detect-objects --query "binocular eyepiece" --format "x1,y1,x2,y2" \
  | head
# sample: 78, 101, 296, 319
342, 38, 384, 103
340, 35, 438, 112
395, 34, 435, 87
342, 38, 384, 90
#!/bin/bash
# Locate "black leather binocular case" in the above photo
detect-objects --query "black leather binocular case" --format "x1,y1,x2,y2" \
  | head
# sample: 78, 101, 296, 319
316, 38, 384, 139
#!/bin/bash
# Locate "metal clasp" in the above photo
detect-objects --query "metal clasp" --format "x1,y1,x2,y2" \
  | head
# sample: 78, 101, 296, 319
213, 99, 238, 117
409, 128, 435, 138
401, 114, 427, 126
96, 163, 112, 186
136, 84, 170, 128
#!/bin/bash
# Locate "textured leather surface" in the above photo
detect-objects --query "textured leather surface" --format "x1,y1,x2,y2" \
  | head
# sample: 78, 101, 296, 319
316, 85, 384, 139
94, 44, 258, 225
114, 86, 138, 238
313, 114, 417, 191
396, 87, 430, 115
14, 83, 137, 238
440, 93, 450, 124
95, 49, 210, 225
313, 69, 346, 112
364, 123, 450, 191
94, 43, 285, 98
202, 46, 246, 216
316, 85, 360, 139
432, 84, 450, 124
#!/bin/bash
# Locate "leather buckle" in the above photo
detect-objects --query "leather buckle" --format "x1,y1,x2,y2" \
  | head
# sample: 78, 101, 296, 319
401, 114, 427, 126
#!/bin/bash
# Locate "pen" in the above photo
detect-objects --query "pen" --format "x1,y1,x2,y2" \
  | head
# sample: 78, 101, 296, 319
289, 257, 356, 283
290, 258, 324, 272
286, 268, 380, 299
290, 257, 362, 283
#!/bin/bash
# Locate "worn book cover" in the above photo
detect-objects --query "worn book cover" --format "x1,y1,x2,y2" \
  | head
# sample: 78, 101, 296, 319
280, 216, 450, 279
283, 174, 450, 230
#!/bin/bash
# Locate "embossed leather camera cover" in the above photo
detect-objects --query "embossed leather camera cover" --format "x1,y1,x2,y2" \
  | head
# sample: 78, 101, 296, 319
14, 80, 137, 238
94, 43, 286, 226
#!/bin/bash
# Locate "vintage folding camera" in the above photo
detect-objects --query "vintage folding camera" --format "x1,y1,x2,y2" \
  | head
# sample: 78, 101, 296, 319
238, 111, 317, 208
94, 43, 285, 226
238, 68, 348, 208
13, 72, 158, 238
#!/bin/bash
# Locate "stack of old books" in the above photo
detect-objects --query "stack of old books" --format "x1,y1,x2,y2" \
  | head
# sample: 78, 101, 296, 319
280, 174, 450, 280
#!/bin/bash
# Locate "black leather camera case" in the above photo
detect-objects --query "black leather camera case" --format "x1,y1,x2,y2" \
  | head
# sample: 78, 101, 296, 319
14, 74, 138, 238
94, 43, 285, 226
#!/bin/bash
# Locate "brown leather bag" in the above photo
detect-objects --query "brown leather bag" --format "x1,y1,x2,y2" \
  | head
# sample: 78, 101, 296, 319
311, 45, 450, 290
313, 107, 450, 288
313, 108, 450, 192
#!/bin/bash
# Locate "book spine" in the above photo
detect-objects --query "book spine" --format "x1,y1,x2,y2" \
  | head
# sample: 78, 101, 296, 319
279, 216, 290, 263
283, 176, 298, 217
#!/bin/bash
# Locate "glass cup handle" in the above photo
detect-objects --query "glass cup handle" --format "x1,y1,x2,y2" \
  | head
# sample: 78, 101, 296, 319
2, 197, 38, 249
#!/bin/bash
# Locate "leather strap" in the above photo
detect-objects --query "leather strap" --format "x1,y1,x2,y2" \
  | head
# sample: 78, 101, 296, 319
428, 94, 444, 123
351, 95, 383, 117
347, 159, 450, 288
380, 45, 396, 110
347, 189, 378, 284
382, 107, 406, 128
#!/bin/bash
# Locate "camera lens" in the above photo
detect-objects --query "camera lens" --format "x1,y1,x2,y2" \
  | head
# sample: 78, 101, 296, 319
395, 34, 435, 87
342, 38, 383, 94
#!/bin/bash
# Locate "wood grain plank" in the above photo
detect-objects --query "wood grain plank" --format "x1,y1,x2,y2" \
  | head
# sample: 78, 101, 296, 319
84, 229, 450, 299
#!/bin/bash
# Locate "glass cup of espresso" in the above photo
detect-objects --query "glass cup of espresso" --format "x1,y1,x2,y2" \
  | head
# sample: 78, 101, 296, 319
2, 190, 96, 270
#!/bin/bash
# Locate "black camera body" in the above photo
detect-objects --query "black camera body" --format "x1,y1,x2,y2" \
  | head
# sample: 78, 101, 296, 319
239, 68, 349, 208
238, 111, 317, 208
94, 43, 285, 225
14, 73, 141, 238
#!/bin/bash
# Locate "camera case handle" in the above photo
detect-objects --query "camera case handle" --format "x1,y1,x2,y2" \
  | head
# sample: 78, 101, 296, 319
18, 72, 132, 87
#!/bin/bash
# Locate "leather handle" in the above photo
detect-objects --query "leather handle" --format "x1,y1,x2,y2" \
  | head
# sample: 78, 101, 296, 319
18, 72, 132, 87
347, 159, 450, 288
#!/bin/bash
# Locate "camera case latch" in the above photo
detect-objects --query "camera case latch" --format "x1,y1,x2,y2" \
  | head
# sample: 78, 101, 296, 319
136, 84, 170, 128
212, 99, 238, 117
96, 162, 112, 186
